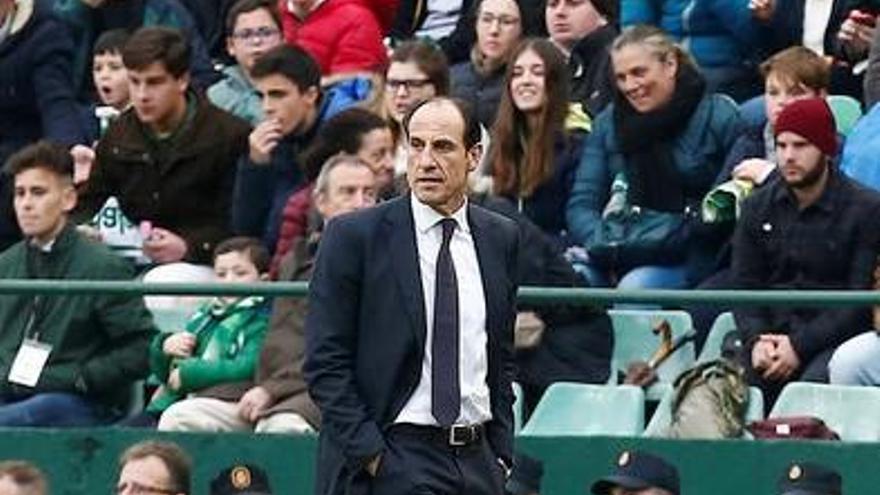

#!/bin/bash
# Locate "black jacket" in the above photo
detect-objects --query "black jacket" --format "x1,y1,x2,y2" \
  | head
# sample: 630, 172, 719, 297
569, 23, 617, 118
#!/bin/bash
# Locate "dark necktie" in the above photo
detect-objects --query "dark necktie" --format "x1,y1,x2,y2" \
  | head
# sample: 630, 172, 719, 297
432, 218, 460, 426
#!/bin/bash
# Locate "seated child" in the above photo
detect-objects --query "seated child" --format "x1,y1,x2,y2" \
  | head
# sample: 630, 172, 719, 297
124, 237, 271, 428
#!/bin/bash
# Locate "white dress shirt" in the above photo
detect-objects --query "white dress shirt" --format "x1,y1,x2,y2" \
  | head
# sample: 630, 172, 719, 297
395, 195, 491, 426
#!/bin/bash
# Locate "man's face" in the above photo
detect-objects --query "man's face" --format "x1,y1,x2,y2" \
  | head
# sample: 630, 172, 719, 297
406, 100, 478, 215
226, 8, 282, 74
316, 163, 378, 220
116, 456, 182, 495
765, 74, 822, 126
14, 168, 76, 245
776, 131, 828, 189
255, 74, 319, 136
127, 62, 189, 130
546, 0, 606, 52
93, 51, 130, 109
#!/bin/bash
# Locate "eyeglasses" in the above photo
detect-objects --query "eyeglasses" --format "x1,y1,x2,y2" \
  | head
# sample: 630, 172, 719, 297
115, 481, 178, 494
477, 13, 520, 28
231, 26, 281, 44
386, 78, 433, 91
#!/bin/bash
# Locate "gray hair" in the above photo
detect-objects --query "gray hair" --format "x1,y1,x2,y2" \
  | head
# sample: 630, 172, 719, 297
313, 153, 374, 196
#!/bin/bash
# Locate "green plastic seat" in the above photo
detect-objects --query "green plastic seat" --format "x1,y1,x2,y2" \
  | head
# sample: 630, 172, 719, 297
607, 310, 696, 398
770, 382, 880, 441
827, 95, 863, 137
150, 307, 192, 333
698, 312, 737, 363
644, 385, 764, 437
519, 383, 644, 437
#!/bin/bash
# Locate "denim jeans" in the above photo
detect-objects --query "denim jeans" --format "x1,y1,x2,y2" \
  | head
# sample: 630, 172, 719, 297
576, 263, 689, 290
0, 392, 107, 427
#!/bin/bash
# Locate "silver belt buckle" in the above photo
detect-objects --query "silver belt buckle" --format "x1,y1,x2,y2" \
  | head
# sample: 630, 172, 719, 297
449, 425, 468, 446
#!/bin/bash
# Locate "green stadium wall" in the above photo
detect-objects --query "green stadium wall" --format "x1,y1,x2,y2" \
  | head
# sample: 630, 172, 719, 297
1, 430, 874, 494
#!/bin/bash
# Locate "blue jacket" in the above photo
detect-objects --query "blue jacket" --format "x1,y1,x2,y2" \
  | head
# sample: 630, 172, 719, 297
566, 93, 743, 251
622, 0, 765, 71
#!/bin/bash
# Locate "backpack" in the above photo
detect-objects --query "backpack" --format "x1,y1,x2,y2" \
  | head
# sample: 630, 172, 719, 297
664, 359, 749, 439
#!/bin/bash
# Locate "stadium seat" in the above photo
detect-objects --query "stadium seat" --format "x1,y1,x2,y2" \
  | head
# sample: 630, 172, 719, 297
519, 383, 645, 437
644, 385, 764, 437
827, 95, 863, 137
607, 309, 696, 399
738, 94, 862, 137
769, 382, 880, 441
698, 312, 737, 363
150, 307, 191, 333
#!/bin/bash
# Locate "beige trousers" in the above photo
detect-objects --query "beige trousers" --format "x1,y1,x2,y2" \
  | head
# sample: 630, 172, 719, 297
157, 397, 314, 434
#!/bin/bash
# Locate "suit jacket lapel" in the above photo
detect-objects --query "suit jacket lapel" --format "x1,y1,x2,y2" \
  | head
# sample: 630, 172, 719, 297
384, 197, 427, 348
468, 205, 503, 336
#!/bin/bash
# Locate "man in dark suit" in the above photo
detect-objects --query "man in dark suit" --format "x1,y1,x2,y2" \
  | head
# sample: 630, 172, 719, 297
305, 97, 519, 495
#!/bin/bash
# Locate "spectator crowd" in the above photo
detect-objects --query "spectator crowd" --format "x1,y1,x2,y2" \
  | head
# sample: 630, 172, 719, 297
6, 0, 880, 490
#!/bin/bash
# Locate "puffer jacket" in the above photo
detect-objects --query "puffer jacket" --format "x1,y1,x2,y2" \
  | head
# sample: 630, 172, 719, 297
566, 93, 742, 262
278, 0, 388, 76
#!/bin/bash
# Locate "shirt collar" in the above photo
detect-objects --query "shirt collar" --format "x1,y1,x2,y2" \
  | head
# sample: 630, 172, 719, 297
771, 165, 839, 213
411, 194, 471, 235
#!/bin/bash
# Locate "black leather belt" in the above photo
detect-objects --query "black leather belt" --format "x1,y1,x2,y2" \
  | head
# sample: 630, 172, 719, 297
392, 423, 485, 447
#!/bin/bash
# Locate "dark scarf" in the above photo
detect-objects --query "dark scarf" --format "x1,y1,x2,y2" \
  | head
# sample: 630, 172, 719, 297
613, 64, 706, 212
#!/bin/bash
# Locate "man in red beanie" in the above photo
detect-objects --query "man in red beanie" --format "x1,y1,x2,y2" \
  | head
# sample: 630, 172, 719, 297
731, 97, 880, 407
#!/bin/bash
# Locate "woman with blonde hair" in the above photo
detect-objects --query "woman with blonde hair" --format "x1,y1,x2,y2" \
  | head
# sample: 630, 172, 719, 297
567, 25, 743, 289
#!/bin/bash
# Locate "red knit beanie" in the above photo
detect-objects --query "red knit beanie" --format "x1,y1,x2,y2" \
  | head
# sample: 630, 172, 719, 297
774, 97, 837, 156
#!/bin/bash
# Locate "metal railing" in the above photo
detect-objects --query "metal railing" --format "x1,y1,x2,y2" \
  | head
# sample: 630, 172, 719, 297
4, 279, 880, 307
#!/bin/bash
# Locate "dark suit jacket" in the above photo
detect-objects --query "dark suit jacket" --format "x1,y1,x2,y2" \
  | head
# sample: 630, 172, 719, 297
304, 195, 519, 495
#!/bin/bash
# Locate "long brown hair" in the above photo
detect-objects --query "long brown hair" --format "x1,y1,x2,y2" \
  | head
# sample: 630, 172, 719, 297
491, 38, 569, 198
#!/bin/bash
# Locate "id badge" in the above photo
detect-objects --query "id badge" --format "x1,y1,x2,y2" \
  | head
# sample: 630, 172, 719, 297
8, 339, 52, 387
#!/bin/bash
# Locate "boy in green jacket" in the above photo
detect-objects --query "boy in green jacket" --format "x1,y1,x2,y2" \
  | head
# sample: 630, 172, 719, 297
133, 237, 271, 428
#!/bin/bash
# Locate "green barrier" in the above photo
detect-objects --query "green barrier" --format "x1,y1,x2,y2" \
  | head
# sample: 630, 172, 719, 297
0, 429, 316, 494
4, 280, 880, 307
517, 436, 878, 494
2, 430, 876, 494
